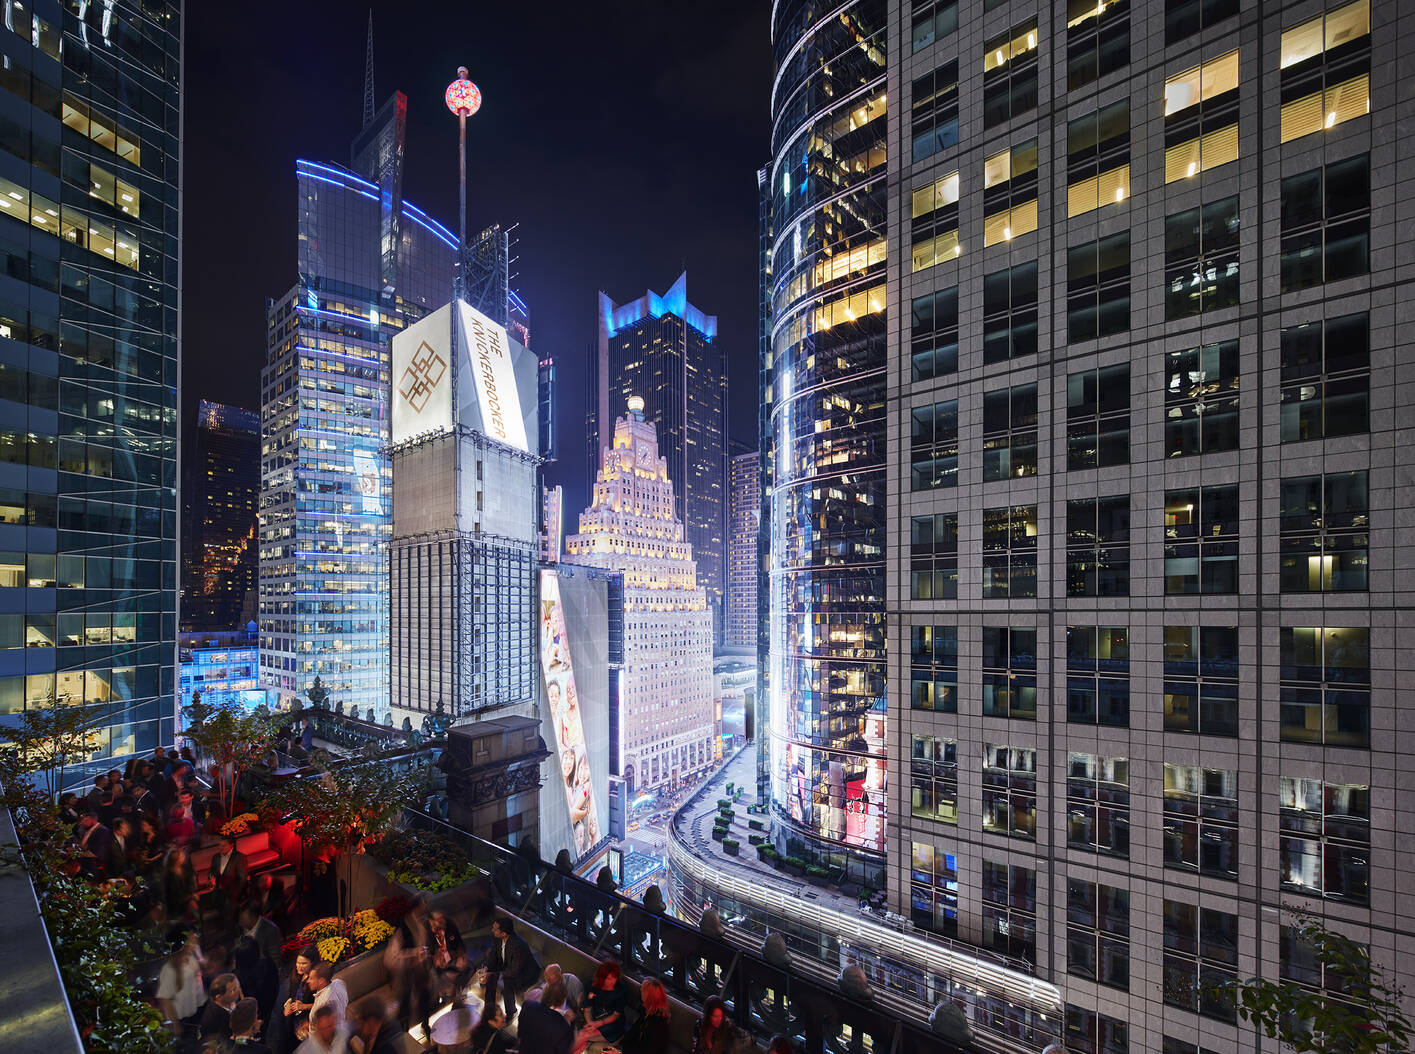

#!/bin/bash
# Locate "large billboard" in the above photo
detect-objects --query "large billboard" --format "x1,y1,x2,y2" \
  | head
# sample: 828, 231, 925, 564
539, 570, 602, 857
457, 301, 529, 452
391, 303, 453, 445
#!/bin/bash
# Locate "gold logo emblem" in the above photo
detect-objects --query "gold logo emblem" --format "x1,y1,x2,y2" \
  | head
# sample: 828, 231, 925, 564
397, 341, 447, 413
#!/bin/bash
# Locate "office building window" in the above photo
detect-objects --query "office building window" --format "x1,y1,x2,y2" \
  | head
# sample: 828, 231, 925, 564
983, 19, 1040, 128
1279, 776, 1370, 903
1163, 625, 1239, 736
1162, 901, 1239, 1021
982, 262, 1038, 363
1280, 311, 1369, 442
1067, 880, 1130, 990
1164, 50, 1240, 183
1164, 0, 1238, 45
911, 286, 959, 381
1280, 0, 1370, 144
1280, 926, 1365, 1003
1280, 154, 1370, 291
1164, 484, 1239, 594
1064, 1007, 1129, 1054
1066, 0, 1130, 90
911, 734, 958, 826
1066, 364, 1129, 469
1067, 753, 1130, 857
1067, 232, 1130, 341
982, 504, 1038, 599
982, 860, 1037, 962
982, 744, 1036, 840
1067, 100, 1130, 218
911, 399, 959, 491
1165, 196, 1240, 319
911, 625, 958, 713
1279, 472, 1368, 593
1164, 340, 1239, 457
983, 139, 1039, 248
911, 512, 958, 600
1066, 626, 1129, 726
912, 0, 958, 53
912, 60, 960, 162
1066, 495, 1130, 597
1164, 1040, 1220, 1054
983, 382, 1039, 482
982, 626, 1037, 720
911, 171, 961, 272
1279, 626, 1369, 747
910, 842, 958, 937
1163, 764, 1238, 879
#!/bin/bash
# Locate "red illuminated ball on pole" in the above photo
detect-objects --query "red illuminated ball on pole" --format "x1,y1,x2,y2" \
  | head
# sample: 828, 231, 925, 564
445, 67, 481, 118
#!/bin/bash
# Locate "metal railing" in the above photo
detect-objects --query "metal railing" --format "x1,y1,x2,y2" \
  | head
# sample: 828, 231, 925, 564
400, 810, 974, 1054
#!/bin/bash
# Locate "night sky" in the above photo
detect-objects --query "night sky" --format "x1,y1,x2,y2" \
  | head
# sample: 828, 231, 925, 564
182, 0, 771, 506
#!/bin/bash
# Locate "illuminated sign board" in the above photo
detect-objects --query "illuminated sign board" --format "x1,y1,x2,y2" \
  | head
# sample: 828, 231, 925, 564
539, 570, 602, 857
390, 303, 453, 445
456, 301, 528, 452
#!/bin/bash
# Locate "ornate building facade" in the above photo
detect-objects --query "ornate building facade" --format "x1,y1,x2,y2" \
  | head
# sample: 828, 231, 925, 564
566, 397, 714, 793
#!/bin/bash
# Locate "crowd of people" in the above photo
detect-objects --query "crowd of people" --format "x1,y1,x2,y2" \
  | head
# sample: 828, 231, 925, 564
48, 743, 809, 1054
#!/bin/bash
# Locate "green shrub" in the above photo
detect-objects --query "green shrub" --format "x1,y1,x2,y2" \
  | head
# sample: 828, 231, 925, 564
748, 818, 764, 831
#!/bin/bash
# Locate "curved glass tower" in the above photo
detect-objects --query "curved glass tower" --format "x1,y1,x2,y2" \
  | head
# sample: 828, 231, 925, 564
767, 0, 888, 883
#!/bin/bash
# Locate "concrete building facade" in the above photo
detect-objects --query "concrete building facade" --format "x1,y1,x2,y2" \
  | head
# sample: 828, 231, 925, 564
874, 0, 1415, 1051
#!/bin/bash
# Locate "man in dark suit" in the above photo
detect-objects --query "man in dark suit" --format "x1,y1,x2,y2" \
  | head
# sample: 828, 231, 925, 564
74, 810, 112, 880
209, 835, 249, 912
475, 918, 540, 1021
107, 816, 136, 879
199, 973, 241, 1040
228, 998, 271, 1053
238, 903, 282, 965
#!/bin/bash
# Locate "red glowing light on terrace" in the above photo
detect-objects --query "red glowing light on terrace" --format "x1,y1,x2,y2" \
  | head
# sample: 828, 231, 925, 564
445, 68, 481, 117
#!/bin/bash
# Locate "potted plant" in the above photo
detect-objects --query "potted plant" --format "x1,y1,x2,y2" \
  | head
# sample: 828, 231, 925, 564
723, 838, 740, 857
712, 824, 727, 842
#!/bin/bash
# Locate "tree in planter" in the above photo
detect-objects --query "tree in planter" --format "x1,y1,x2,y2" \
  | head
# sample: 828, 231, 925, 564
0, 703, 103, 799
0, 746, 172, 1051
1222, 911, 1412, 1054
257, 749, 423, 918
182, 696, 277, 819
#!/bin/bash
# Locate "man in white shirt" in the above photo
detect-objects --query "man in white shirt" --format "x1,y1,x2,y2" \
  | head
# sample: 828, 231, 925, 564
296, 1005, 349, 1054
155, 936, 207, 1036
307, 962, 348, 1025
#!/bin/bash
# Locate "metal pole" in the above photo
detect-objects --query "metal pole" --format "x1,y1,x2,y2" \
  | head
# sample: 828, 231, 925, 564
457, 111, 467, 297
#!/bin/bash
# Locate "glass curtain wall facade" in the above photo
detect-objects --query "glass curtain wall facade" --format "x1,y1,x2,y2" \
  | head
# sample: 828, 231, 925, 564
182, 400, 258, 633
259, 145, 453, 718
768, 0, 889, 882
0, 0, 182, 780
887, 0, 1414, 1049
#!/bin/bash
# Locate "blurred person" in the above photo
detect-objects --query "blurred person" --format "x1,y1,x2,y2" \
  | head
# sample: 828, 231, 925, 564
157, 931, 208, 1040
517, 980, 597, 1054
526, 962, 584, 1019
234, 936, 280, 1027
605, 977, 670, 1054
427, 909, 469, 1002
229, 997, 271, 1053
690, 996, 746, 1054
351, 996, 404, 1054
467, 1004, 514, 1054
296, 1004, 348, 1054
240, 902, 283, 964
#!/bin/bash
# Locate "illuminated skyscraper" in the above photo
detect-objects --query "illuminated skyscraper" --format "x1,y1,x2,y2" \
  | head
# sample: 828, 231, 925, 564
567, 397, 714, 794
725, 449, 759, 652
182, 402, 259, 632
766, 2, 888, 883
0, 3, 183, 777
258, 92, 455, 717
777, 1, 1415, 1050
590, 273, 727, 640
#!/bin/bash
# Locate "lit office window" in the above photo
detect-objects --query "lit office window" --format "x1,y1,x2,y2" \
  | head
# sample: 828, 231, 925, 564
911, 734, 958, 825
983, 20, 1040, 128
911, 171, 961, 273
982, 505, 1038, 599
910, 841, 959, 937
1279, 472, 1369, 594
1164, 340, 1239, 457
1279, 626, 1369, 747
982, 744, 1036, 839
1280, 0, 1370, 143
1163, 51, 1239, 183
911, 513, 958, 600
1067, 100, 1130, 218
1163, 484, 1239, 594
982, 382, 1039, 482
911, 625, 958, 712
983, 138, 1039, 247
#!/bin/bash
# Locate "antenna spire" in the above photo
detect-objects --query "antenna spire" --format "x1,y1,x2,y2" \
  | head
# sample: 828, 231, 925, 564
361, 10, 375, 129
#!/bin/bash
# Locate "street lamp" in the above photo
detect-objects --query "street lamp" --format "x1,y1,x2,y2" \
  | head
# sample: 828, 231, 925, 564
444, 66, 482, 294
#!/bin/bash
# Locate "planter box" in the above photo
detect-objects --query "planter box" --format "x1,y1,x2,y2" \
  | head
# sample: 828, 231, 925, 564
748, 819, 764, 831
723, 841, 740, 857
748, 834, 764, 846
712, 827, 726, 842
